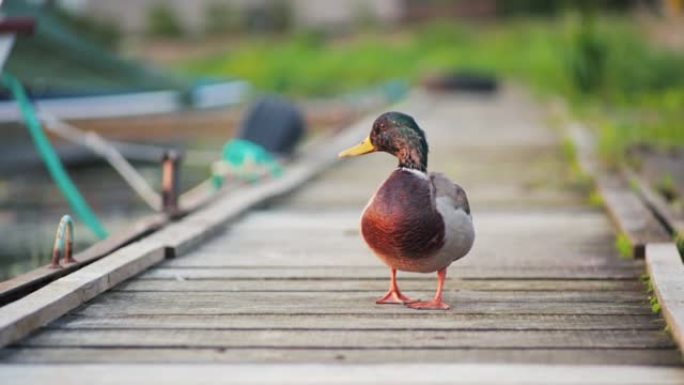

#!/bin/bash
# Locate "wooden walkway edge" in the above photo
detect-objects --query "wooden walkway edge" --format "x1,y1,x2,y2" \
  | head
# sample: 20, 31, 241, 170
566, 120, 684, 358
567, 122, 671, 257
647, 243, 684, 357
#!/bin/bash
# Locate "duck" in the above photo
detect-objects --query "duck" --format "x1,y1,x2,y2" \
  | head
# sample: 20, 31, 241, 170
338, 111, 474, 310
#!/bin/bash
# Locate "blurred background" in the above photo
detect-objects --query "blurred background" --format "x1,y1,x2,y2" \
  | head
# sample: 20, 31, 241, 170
0, 0, 682, 279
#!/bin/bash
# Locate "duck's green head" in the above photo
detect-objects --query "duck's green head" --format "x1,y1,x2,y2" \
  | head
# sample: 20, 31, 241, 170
338, 112, 428, 172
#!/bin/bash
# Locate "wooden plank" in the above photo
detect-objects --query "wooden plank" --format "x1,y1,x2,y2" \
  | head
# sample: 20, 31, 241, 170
69, 290, 650, 306
1, 363, 684, 385
217, 207, 609, 229
72, 292, 654, 316
625, 167, 684, 237
286, 186, 584, 210
113, 278, 647, 292
646, 243, 684, 357
210, 210, 615, 250
598, 174, 672, 258
137, 265, 645, 280
51, 313, 666, 331
164, 251, 633, 268
166, 208, 624, 268
17, 328, 676, 349
567, 123, 671, 258
0, 241, 164, 347
1, 348, 681, 366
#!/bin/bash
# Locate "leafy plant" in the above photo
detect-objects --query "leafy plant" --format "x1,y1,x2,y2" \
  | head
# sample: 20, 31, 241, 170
650, 294, 662, 314
676, 233, 684, 261
204, 2, 240, 35
615, 233, 632, 259
147, 4, 184, 38
567, 12, 606, 94
51, 6, 121, 48
656, 174, 678, 203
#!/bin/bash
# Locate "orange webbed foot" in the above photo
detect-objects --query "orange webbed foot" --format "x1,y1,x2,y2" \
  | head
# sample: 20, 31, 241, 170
405, 299, 450, 310
376, 290, 418, 305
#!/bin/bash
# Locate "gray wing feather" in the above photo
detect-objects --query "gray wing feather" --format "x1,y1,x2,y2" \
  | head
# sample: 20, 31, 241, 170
429, 173, 470, 215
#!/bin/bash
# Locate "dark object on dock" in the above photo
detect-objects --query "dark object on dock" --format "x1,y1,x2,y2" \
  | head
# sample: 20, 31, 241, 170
422, 72, 499, 93
0, 17, 35, 35
239, 97, 306, 157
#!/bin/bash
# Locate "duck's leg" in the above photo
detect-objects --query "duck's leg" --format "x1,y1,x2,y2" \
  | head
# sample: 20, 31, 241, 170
405, 267, 449, 310
376, 268, 416, 305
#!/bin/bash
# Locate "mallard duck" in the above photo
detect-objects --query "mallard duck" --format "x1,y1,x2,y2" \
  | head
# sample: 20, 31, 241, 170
339, 112, 474, 310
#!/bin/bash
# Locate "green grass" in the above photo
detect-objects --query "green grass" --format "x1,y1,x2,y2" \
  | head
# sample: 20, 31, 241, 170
656, 174, 679, 202
176, 15, 684, 159
588, 189, 604, 208
641, 274, 662, 314
178, 20, 568, 97
650, 294, 662, 314
615, 233, 633, 259
676, 233, 684, 260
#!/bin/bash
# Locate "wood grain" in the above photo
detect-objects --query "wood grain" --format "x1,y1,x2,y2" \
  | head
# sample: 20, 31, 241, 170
113, 278, 647, 292
51, 313, 665, 331
137, 265, 644, 280
19, 328, 676, 349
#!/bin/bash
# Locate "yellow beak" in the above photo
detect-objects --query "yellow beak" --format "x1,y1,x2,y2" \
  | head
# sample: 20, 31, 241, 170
338, 137, 376, 158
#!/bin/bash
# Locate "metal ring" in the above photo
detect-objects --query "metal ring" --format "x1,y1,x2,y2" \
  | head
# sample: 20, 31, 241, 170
50, 215, 75, 269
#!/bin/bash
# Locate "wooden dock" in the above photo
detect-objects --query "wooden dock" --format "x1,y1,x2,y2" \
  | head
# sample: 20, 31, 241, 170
1, 88, 683, 383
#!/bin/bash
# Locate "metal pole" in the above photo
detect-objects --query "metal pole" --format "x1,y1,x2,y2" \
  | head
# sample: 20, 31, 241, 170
162, 150, 181, 215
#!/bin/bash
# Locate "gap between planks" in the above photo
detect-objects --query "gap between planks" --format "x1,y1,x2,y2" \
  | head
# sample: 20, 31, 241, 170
1, 348, 681, 367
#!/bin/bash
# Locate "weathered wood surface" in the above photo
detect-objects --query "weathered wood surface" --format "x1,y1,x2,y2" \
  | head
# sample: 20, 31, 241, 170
16, 329, 676, 349
0, 241, 164, 347
49, 313, 665, 331
567, 123, 671, 258
625, 167, 684, 238
1, 87, 681, 376
646, 243, 684, 357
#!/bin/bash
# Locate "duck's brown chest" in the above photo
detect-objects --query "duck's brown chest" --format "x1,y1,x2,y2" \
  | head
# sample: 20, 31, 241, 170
361, 170, 445, 262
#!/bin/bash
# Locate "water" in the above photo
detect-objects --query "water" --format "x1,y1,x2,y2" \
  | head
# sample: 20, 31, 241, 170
0, 161, 209, 280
